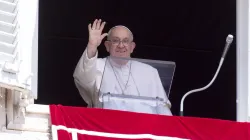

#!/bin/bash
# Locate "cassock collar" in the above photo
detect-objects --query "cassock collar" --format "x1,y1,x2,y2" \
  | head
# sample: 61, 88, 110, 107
108, 57, 131, 69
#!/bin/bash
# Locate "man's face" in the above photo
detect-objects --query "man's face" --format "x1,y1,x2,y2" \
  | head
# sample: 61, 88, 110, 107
105, 27, 135, 58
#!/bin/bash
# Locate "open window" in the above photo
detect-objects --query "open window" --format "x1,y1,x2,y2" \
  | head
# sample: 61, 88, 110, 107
0, 0, 50, 136
0, 0, 38, 98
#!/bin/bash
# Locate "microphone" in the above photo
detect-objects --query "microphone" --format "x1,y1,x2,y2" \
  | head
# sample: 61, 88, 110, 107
179, 34, 234, 116
222, 34, 234, 59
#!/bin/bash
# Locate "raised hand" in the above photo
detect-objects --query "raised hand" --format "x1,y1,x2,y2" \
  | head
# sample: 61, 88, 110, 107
87, 19, 108, 58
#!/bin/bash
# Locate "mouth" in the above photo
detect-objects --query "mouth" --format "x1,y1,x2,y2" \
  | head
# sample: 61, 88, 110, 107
116, 50, 126, 53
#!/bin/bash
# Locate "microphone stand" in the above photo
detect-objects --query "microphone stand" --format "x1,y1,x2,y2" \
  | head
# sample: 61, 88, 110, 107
180, 34, 234, 116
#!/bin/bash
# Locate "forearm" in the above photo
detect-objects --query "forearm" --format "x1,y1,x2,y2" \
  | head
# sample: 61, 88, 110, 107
73, 47, 98, 87
86, 43, 98, 59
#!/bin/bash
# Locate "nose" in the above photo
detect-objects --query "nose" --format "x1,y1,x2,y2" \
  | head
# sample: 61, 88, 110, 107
117, 41, 125, 48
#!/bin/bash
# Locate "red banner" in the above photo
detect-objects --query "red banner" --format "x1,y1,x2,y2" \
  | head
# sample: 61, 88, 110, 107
49, 105, 250, 140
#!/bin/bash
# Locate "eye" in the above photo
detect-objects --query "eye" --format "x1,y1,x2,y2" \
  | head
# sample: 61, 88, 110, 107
113, 39, 120, 43
123, 39, 129, 44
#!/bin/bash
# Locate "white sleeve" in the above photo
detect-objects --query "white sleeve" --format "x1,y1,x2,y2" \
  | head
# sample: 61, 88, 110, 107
73, 48, 98, 106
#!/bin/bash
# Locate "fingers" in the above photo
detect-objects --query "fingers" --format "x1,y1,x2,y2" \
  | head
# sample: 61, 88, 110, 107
96, 19, 101, 29
100, 21, 106, 32
88, 24, 91, 31
101, 33, 108, 40
92, 19, 98, 29
89, 19, 106, 30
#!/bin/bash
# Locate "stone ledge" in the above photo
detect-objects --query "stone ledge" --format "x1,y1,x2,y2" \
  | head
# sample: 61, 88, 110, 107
0, 128, 51, 140
6, 104, 51, 133
26, 104, 50, 114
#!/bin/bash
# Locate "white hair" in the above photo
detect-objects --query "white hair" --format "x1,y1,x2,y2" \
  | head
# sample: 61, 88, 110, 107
107, 25, 134, 41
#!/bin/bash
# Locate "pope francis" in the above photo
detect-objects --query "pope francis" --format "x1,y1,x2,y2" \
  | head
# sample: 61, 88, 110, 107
73, 19, 172, 115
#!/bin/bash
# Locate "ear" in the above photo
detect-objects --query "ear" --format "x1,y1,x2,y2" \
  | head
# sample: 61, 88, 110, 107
130, 42, 136, 53
104, 41, 110, 52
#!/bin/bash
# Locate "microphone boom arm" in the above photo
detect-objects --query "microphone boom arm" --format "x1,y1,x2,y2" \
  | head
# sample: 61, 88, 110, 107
179, 34, 234, 116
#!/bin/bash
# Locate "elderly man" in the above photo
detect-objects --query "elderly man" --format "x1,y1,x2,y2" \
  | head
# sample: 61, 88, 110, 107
73, 19, 172, 115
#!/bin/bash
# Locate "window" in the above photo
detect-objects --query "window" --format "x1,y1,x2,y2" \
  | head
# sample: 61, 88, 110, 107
0, 0, 38, 99
0, 0, 49, 136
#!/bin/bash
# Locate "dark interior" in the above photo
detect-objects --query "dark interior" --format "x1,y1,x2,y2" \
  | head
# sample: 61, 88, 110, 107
36, 0, 236, 120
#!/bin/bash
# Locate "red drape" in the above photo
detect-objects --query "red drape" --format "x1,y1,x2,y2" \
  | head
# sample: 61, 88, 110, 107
49, 105, 250, 140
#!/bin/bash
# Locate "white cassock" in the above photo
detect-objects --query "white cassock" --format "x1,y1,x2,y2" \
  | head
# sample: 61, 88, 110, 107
73, 48, 172, 116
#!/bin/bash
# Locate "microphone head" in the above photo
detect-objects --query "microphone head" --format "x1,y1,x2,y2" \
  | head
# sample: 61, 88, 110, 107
226, 34, 234, 44
222, 34, 234, 58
